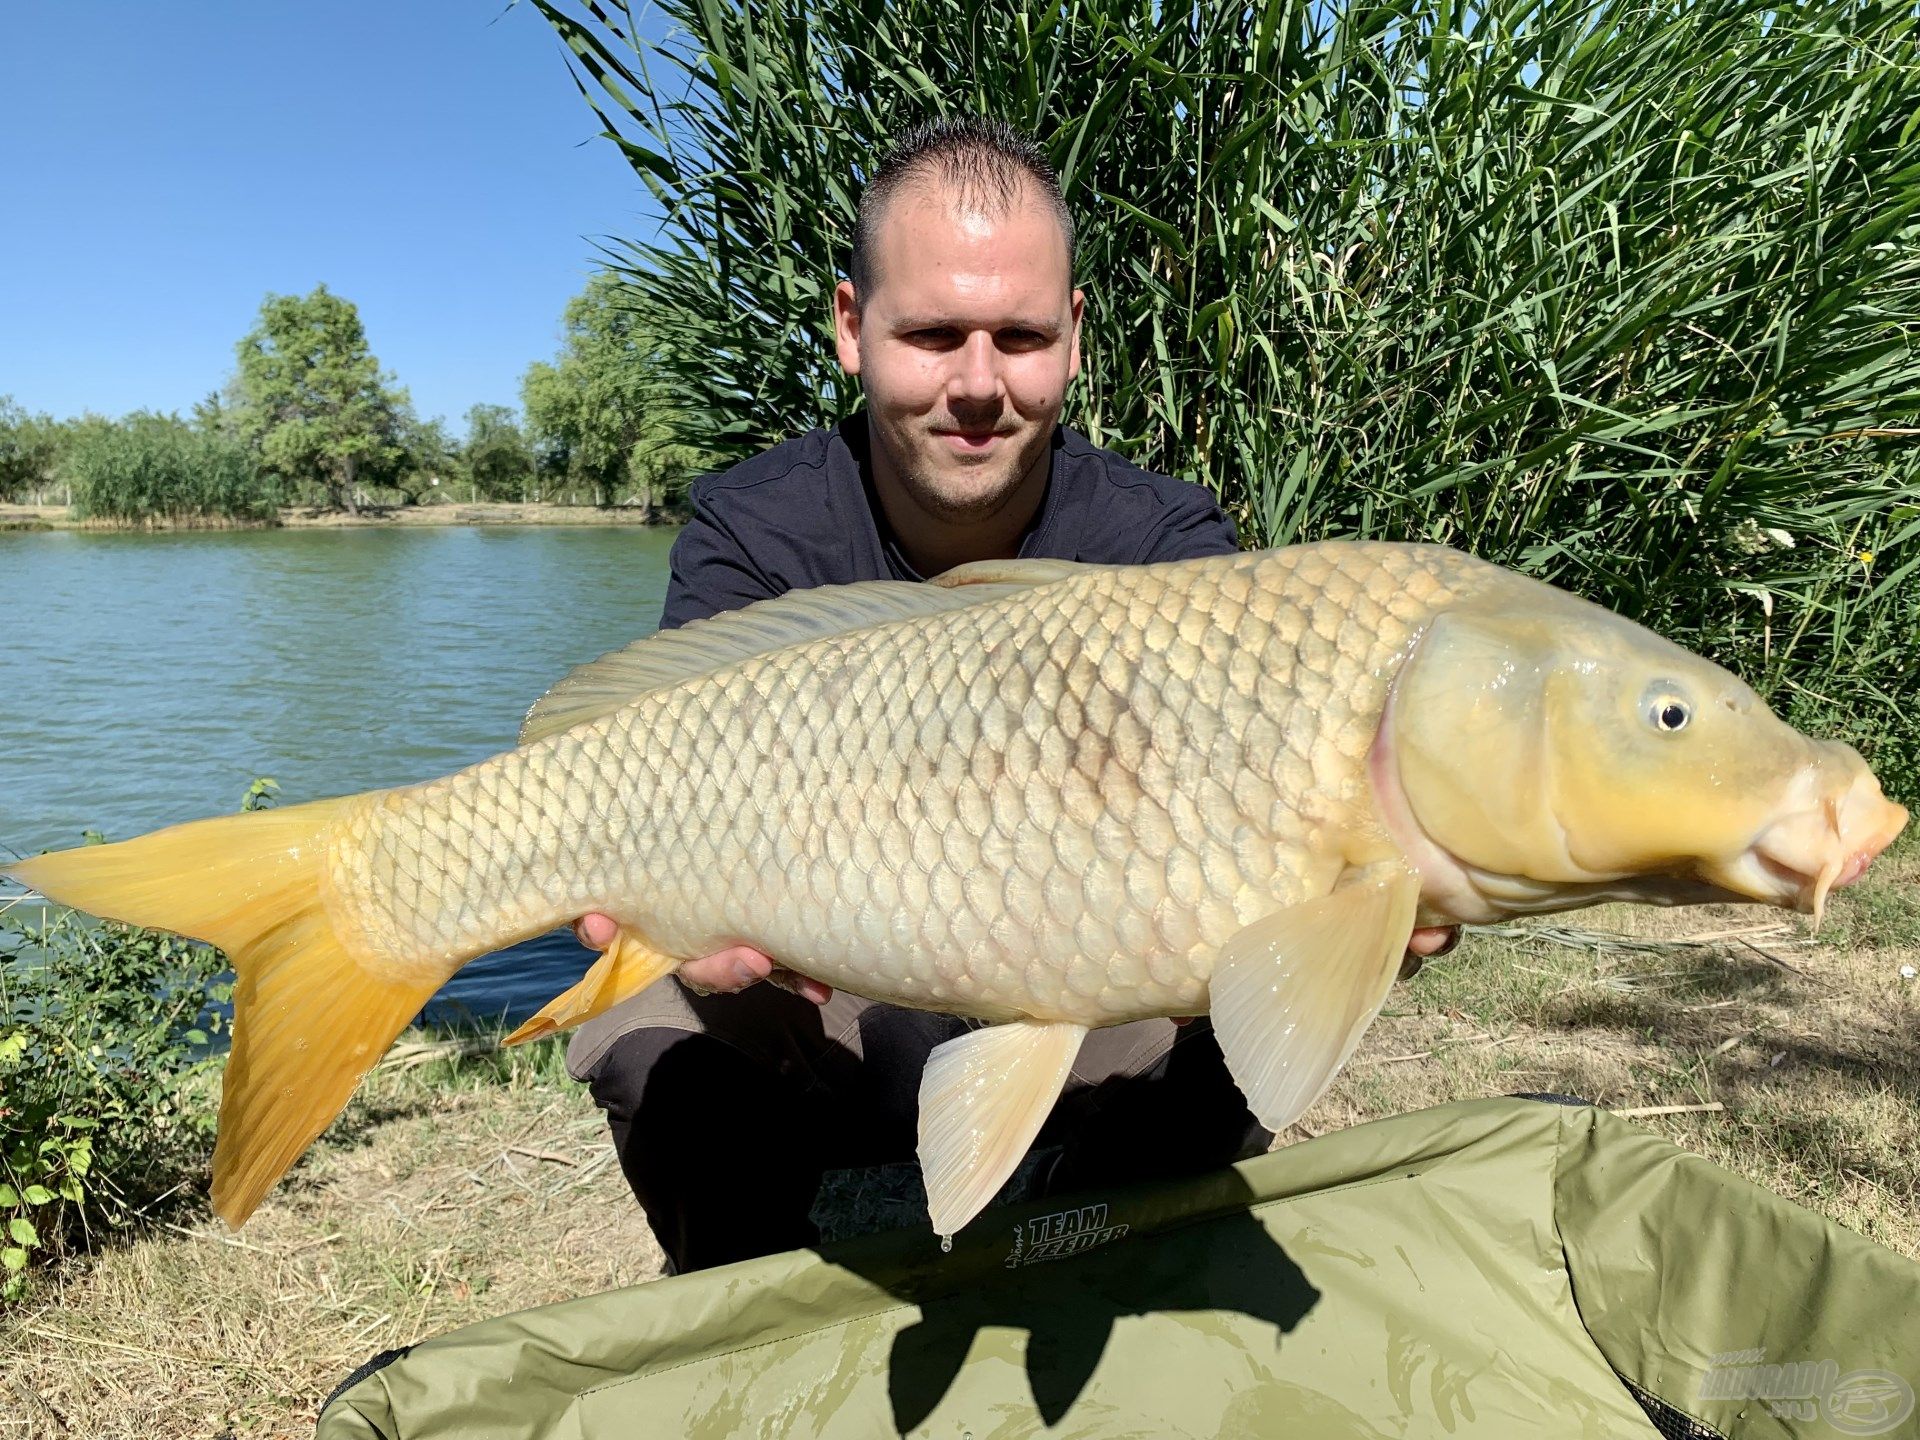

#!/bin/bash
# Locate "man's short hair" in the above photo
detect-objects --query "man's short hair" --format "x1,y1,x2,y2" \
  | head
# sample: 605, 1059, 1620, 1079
849, 116, 1075, 303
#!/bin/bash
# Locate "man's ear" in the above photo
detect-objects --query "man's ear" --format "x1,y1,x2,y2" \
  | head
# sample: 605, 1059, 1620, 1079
1067, 287, 1085, 378
833, 280, 863, 375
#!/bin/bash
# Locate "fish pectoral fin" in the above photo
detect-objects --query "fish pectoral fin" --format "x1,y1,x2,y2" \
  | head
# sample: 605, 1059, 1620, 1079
504, 929, 678, 1046
917, 1019, 1088, 1238
1209, 872, 1420, 1133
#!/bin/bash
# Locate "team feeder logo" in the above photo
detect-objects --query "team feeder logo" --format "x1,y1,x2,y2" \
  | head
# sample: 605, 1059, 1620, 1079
1004, 1203, 1130, 1268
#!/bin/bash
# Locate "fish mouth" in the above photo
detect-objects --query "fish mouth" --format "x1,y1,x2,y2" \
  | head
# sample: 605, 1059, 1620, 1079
1700, 772, 1908, 927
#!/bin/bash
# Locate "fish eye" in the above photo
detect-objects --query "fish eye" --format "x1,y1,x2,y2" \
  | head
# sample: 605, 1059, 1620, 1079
1645, 690, 1692, 733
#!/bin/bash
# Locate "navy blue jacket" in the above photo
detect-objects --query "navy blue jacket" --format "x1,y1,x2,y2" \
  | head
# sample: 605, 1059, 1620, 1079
661, 418, 1237, 630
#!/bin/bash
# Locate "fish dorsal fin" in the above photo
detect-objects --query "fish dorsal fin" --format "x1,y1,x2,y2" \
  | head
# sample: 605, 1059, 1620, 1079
931, 557, 1097, 589
519, 576, 1043, 744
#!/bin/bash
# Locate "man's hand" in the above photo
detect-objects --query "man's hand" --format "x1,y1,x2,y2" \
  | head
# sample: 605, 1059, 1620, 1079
571, 915, 1461, 1012
1401, 924, 1460, 980
572, 913, 832, 1006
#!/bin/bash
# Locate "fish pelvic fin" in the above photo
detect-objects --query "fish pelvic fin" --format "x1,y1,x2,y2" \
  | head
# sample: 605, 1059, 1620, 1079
917, 1019, 1087, 1239
1209, 871, 1420, 1133
3, 797, 439, 1229
504, 928, 677, 1045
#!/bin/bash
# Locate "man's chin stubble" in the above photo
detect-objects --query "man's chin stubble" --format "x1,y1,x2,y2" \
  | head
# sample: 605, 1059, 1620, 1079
900, 428, 1058, 524
893, 444, 1030, 521
899, 466, 1027, 523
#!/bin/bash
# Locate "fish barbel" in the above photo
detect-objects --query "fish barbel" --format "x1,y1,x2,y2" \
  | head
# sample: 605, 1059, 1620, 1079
5, 544, 1906, 1234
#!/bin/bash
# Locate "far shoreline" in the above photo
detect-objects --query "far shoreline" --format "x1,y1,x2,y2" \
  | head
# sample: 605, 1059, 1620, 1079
0, 500, 677, 533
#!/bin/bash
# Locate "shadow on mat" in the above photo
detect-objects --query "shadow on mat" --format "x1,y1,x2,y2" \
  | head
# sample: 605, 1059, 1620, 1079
841, 1176, 1321, 1430
617, 989, 1319, 1428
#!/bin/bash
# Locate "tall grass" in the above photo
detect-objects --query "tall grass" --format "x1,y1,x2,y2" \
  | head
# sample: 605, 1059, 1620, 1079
65, 412, 279, 526
538, 0, 1920, 795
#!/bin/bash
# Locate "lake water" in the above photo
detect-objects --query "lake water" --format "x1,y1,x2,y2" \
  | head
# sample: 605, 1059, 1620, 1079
0, 524, 679, 1027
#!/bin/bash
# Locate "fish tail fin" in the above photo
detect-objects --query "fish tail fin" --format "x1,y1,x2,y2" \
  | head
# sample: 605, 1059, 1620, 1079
4, 797, 439, 1228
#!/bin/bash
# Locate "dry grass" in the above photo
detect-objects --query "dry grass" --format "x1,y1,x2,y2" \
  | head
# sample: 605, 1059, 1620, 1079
1, 1041, 661, 1439
0, 502, 666, 532
5, 846, 1916, 1435
1301, 839, 1920, 1260
276, 502, 666, 529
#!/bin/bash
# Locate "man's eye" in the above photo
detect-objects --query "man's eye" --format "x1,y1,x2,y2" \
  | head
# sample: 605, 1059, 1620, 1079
999, 329, 1048, 350
907, 329, 959, 346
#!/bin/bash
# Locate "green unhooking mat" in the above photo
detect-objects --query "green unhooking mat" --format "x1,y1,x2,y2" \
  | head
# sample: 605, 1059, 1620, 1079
315, 1097, 1920, 1438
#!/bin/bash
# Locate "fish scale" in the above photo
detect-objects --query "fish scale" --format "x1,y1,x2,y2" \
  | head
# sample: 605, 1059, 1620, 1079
323, 543, 1475, 1022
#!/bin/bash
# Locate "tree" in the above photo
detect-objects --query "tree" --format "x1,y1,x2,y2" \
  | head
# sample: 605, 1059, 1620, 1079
370, 410, 456, 506
189, 377, 249, 443
463, 403, 535, 501
520, 274, 715, 514
0, 396, 61, 503
232, 285, 410, 513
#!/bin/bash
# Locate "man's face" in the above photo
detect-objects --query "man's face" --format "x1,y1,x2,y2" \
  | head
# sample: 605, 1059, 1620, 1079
834, 179, 1083, 524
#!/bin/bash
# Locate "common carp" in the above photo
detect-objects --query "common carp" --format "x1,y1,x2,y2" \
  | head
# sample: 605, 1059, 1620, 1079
4, 543, 1906, 1236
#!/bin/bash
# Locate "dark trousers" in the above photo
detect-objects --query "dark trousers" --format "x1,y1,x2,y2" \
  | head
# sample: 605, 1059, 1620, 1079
586, 1004, 1270, 1274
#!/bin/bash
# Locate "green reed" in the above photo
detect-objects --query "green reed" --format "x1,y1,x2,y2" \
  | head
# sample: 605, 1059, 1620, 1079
64, 412, 279, 525
537, 0, 1920, 794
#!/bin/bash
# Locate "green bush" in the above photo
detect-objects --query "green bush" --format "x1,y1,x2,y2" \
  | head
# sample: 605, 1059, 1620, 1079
0, 781, 276, 1297
463, 403, 538, 502
65, 411, 279, 524
0, 396, 63, 504
538, 0, 1920, 796
520, 275, 721, 511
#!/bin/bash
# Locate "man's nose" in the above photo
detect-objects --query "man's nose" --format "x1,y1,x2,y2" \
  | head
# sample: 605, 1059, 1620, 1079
947, 331, 1003, 404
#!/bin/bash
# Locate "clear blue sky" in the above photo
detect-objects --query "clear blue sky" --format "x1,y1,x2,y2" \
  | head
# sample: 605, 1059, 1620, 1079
1, 1, 659, 432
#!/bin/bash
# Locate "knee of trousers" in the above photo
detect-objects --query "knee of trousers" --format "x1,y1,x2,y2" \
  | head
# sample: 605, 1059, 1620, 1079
584, 1025, 755, 1129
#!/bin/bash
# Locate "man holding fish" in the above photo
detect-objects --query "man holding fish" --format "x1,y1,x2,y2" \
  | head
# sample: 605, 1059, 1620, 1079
566, 117, 1459, 1272
12, 120, 1899, 1260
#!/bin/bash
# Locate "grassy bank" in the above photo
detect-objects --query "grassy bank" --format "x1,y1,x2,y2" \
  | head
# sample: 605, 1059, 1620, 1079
4, 843, 1917, 1436
0, 1038, 662, 1437
1321, 844, 1920, 1259
0, 501, 672, 533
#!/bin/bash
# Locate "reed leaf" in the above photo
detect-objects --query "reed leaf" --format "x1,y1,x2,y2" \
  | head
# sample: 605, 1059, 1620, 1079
537, 0, 1920, 795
